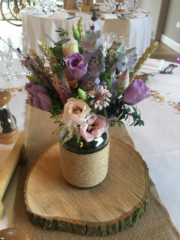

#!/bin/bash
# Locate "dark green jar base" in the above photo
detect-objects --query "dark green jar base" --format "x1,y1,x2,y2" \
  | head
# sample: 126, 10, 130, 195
60, 131, 109, 155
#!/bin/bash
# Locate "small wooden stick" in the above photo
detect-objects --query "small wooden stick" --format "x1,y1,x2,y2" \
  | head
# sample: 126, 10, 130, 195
0, 131, 28, 220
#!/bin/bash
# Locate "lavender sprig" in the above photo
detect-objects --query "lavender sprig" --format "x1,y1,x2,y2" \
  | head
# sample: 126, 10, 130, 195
91, 11, 99, 31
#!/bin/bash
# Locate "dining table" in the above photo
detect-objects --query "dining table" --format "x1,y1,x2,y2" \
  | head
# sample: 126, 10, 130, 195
0, 58, 180, 236
21, 8, 152, 56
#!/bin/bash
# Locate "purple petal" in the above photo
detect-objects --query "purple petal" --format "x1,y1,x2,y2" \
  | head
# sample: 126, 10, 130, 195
33, 97, 43, 110
25, 83, 48, 97
33, 93, 52, 111
123, 79, 150, 105
65, 53, 87, 79
31, 84, 48, 94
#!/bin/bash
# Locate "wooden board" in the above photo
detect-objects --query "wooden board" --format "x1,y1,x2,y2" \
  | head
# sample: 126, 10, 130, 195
0, 131, 28, 219
24, 138, 149, 236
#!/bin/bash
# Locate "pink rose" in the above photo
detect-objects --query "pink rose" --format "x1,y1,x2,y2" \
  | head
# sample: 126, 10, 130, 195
63, 97, 91, 124
80, 114, 109, 142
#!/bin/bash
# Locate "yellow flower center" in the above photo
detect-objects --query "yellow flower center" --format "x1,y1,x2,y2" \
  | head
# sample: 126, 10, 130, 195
73, 107, 82, 114
90, 126, 96, 130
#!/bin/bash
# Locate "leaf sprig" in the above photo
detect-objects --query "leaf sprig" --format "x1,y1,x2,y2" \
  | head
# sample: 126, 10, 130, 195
106, 98, 144, 128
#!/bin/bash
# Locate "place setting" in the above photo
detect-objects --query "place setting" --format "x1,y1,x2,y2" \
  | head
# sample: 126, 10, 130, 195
0, 33, 30, 88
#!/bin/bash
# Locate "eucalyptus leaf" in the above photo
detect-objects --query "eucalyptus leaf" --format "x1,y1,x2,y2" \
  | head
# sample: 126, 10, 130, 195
26, 76, 43, 85
45, 33, 56, 44
56, 38, 70, 46
134, 120, 140, 126
117, 121, 121, 127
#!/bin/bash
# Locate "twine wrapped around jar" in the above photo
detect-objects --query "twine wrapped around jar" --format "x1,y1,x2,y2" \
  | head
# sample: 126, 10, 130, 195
59, 133, 110, 188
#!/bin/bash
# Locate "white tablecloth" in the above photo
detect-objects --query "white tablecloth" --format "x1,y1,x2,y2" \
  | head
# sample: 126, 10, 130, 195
22, 10, 152, 56
0, 59, 180, 233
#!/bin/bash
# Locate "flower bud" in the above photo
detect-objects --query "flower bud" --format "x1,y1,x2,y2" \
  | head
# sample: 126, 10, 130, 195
117, 69, 129, 94
78, 88, 87, 100
62, 43, 79, 57
72, 25, 80, 42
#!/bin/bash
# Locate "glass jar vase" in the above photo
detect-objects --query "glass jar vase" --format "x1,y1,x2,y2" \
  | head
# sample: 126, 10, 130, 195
60, 131, 110, 188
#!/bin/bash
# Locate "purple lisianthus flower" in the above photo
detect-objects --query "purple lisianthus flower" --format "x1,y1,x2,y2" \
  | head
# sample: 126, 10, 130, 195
123, 79, 150, 105
33, 92, 52, 111
83, 49, 105, 77
25, 82, 52, 111
25, 82, 48, 97
79, 30, 103, 50
65, 53, 87, 79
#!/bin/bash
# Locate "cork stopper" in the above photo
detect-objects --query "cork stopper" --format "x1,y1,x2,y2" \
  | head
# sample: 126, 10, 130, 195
0, 89, 11, 106
0, 228, 30, 240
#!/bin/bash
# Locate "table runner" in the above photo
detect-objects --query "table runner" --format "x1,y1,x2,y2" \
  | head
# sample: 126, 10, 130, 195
11, 106, 180, 240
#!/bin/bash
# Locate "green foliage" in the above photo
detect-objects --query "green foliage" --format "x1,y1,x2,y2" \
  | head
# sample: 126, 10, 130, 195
103, 107, 108, 121
56, 38, 70, 46
26, 76, 43, 85
79, 46, 84, 54
54, 63, 63, 75
50, 45, 64, 62
49, 96, 63, 116
49, 39, 70, 62
45, 28, 70, 62
101, 72, 113, 93
55, 28, 69, 39
45, 33, 56, 44
105, 97, 144, 129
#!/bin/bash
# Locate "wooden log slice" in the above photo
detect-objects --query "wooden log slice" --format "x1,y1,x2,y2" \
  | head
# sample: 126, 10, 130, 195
24, 138, 149, 236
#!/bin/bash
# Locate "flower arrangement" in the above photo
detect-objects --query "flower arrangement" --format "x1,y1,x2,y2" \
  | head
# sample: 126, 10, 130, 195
21, 13, 155, 144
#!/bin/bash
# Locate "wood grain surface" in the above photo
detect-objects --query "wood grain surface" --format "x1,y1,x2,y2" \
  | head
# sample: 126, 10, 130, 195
24, 137, 149, 236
